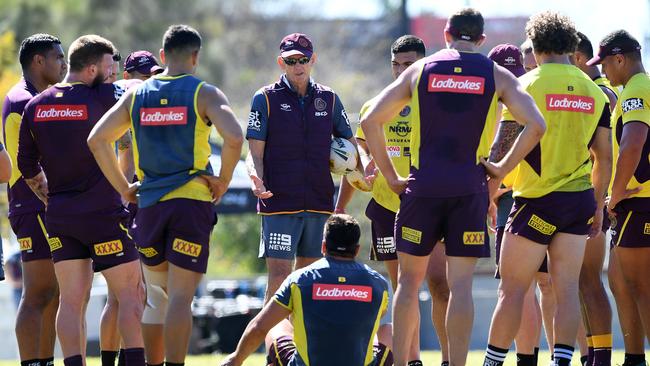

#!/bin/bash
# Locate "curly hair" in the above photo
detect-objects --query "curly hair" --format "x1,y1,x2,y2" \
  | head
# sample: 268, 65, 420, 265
525, 11, 578, 55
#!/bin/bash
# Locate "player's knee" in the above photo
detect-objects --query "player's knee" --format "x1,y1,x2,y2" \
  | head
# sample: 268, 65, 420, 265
427, 277, 450, 303
497, 281, 528, 303
21, 284, 58, 308
142, 284, 168, 325
536, 275, 554, 294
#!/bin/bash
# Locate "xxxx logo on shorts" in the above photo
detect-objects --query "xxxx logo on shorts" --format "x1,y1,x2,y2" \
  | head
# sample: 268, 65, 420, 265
18, 237, 32, 251
528, 214, 557, 235
48, 237, 63, 251
644, 223, 650, 235
463, 231, 484, 245
172, 238, 201, 257
138, 247, 159, 258
401, 226, 422, 244
94, 240, 124, 256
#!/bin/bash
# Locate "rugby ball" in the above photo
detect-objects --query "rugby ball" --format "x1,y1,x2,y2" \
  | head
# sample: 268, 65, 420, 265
330, 137, 358, 175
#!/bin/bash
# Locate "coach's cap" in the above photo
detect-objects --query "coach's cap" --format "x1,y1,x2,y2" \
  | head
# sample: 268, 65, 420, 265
280, 33, 313, 58
586, 30, 642, 66
124, 50, 163, 75
488, 44, 526, 77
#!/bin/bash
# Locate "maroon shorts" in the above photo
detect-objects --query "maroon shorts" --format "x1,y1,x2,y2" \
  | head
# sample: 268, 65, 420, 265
506, 189, 596, 245
610, 198, 650, 248
494, 226, 548, 279
395, 192, 490, 257
602, 207, 610, 233
45, 207, 139, 272
9, 212, 51, 262
133, 199, 217, 273
266, 336, 392, 366
365, 199, 397, 261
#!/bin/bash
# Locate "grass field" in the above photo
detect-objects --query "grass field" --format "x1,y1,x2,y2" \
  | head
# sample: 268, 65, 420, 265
0, 351, 632, 365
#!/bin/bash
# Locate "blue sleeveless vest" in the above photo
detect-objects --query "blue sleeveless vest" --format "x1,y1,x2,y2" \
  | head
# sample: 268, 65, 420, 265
130, 74, 212, 208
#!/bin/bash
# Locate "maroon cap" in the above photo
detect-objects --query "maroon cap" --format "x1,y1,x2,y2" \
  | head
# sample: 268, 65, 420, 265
488, 43, 526, 77
124, 50, 163, 75
586, 35, 642, 66
279, 33, 313, 58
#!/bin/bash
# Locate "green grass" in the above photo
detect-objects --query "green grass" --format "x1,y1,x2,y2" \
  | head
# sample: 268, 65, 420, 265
0, 351, 631, 365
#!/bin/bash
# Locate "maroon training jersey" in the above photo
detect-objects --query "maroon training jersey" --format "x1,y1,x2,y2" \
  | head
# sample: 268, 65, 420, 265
18, 82, 124, 215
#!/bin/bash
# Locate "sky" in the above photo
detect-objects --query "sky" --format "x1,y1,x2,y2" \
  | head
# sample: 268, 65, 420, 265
259, 0, 650, 59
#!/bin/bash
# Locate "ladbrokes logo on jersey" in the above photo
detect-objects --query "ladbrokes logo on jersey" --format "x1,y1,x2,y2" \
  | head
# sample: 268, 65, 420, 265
546, 94, 595, 114
140, 107, 188, 126
312, 283, 372, 302
428, 74, 485, 94
34, 105, 87, 121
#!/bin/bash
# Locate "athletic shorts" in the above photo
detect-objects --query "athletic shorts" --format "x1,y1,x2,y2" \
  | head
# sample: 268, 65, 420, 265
395, 192, 490, 258
496, 190, 514, 228
9, 212, 51, 262
365, 199, 397, 261
507, 189, 596, 245
134, 198, 217, 273
601, 207, 610, 233
45, 206, 139, 272
258, 214, 328, 259
494, 226, 548, 279
266, 336, 392, 366
610, 198, 650, 248
126, 202, 138, 234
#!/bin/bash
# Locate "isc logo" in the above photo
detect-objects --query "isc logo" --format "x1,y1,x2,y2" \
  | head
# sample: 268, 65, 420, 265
315, 111, 328, 117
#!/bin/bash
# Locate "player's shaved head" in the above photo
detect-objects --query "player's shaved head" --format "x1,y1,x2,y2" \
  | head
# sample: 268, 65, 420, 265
163, 24, 202, 59
526, 11, 578, 55
68, 35, 115, 72
19, 33, 62, 70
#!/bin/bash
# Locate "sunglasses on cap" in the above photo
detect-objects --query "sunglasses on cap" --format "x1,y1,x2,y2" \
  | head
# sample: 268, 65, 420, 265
283, 57, 310, 66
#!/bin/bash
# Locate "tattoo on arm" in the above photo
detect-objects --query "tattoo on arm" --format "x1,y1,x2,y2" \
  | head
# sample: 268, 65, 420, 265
117, 131, 132, 151
489, 121, 524, 162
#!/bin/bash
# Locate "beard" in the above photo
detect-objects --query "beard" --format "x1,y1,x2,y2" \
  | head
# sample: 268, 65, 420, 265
91, 70, 107, 87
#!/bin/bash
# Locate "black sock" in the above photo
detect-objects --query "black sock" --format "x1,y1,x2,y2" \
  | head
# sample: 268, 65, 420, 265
20, 360, 40, 366
40, 357, 54, 366
101, 351, 119, 366
441, 362, 450, 366
516, 353, 536, 366
533, 347, 539, 363
407, 361, 423, 366
117, 349, 126, 366
580, 354, 588, 366
165, 363, 184, 366
623, 353, 646, 366
64, 355, 83, 366
553, 344, 574, 366
123, 348, 145, 366
484, 344, 509, 366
